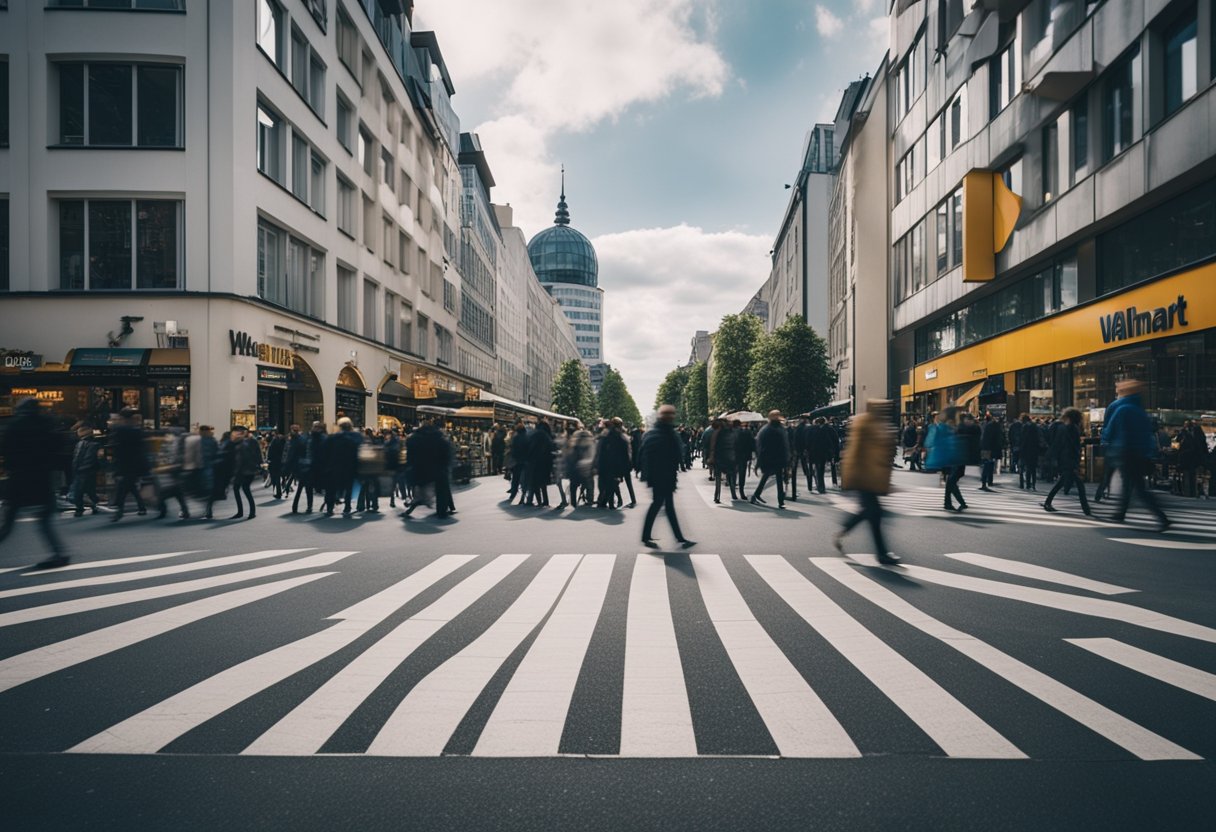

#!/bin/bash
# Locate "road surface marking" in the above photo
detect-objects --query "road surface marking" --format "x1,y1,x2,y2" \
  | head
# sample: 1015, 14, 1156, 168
246, 554, 530, 756
473, 554, 615, 756
2, 573, 332, 696
619, 554, 697, 757
19, 550, 209, 576
0, 551, 357, 628
943, 553, 1136, 595
813, 558, 1201, 761
69, 556, 473, 755
0, 550, 313, 599
1066, 638, 1216, 702
895, 561, 1216, 644
752, 556, 1023, 759
367, 554, 582, 756
695, 555, 858, 757
1110, 538, 1216, 550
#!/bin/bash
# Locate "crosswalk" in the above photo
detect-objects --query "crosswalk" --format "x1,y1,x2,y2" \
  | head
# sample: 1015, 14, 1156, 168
0, 546, 1212, 761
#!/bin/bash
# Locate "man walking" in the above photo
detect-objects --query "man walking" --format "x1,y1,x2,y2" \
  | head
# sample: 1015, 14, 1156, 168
1017, 414, 1041, 490
712, 419, 738, 503
979, 413, 1003, 491
751, 410, 790, 509
1103, 380, 1170, 531
639, 404, 694, 548
228, 425, 263, 520
807, 417, 834, 494
834, 400, 900, 565
0, 398, 70, 568
734, 419, 755, 496
70, 426, 103, 516
109, 408, 149, 522
1042, 407, 1091, 515
490, 423, 506, 476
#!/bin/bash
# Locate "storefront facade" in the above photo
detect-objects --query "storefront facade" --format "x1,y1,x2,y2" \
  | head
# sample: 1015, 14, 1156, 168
901, 262, 1216, 431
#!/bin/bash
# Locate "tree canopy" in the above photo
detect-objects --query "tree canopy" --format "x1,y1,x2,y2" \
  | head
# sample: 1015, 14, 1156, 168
550, 359, 596, 425
596, 366, 644, 426
709, 313, 764, 415
746, 315, 836, 417
682, 361, 709, 426
654, 365, 691, 420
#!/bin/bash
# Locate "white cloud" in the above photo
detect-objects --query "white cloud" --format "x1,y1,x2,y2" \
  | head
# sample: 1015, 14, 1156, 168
814, 5, 845, 38
853, 0, 878, 14
592, 225, 771, 411
868, 15, 889, 54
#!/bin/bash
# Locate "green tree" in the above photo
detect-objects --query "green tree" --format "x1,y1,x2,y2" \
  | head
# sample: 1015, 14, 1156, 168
596, 366, 644, 426
551, 359, 596, 424
709, 313, 764, 414
682, 361, 709, 426
654, 365, 691, 421
746, 315, 836, 417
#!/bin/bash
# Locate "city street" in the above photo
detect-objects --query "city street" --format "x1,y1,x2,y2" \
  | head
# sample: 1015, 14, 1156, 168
1, 467, 1213, 831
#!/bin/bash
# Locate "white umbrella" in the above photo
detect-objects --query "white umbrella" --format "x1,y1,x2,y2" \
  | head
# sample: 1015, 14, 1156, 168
720, 410, 766, 422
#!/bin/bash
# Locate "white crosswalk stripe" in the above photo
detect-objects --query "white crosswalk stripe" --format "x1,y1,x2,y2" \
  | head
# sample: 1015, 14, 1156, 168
0, 548, 1210, 762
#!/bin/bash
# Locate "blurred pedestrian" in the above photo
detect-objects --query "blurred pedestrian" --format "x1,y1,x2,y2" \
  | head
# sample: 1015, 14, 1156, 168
712, 419, 738, 503
0, 398, 70, 568
1018, 414, 1041, 490
228, 424, 263, 520
109, 407, 149, 522
734, 419, 755, 495
70, 425, 103, 516
1102, 380, 1169, 531
324, 418, 361, 516
639, 404, 694, 548
979, 413, 1003, 491
1042, 407, 1091, 515
750, 410, 790, 509
834, 399, 900, 565
267, 429, 286, 498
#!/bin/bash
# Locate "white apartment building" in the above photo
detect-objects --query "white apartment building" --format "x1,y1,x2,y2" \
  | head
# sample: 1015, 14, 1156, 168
0, 0, 527, 431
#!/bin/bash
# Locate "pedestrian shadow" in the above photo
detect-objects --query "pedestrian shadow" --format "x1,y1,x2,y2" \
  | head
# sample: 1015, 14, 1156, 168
848, 561, 926, 591
400, 514, 453, 533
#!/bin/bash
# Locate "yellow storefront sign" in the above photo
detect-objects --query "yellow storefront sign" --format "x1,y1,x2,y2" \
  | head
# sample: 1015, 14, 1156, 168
913, 262, 1216, 394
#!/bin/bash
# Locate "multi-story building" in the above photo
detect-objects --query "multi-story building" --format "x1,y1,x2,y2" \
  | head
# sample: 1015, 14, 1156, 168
527, 175, 608, 391
754, 123, 836, 338
0, 0, 546, 431
827, 71, 891, 416
687, 330, 713, 366
887, 0, 1216, 433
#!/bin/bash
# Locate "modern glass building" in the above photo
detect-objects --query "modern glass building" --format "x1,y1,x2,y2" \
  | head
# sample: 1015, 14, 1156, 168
528, 174, 605, 386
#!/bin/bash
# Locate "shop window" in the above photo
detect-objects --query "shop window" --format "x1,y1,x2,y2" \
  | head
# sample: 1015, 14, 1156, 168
56, 62, 182, 147
1098, 179, 1216, 295
257, 103, 284, 183
257, 0, 285, 68
0, 59, 8, 148
336, 174, 355, 236
336, 95, 353, 151
363, 277, 377, 341
0, 197, 8, 291
1163, 6, 1197, 119
57, 198, 181, 290
1102, 45, 1140, 162
337, 265, 356, 330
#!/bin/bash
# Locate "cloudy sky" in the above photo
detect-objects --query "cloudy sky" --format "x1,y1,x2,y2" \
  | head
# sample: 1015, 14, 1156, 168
416, 0, 889, 411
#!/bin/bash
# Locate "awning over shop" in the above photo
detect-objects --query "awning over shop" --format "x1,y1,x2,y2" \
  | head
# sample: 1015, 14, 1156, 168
954, 381, 986, 407
378, 378, 413, 402
474, 390, 578, 424
145, 348, 190, 377
454, 407, 495, 419
68, 348, 148, 377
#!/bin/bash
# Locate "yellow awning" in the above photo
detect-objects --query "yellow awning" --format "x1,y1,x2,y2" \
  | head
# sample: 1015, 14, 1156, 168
954, 381, 985, 407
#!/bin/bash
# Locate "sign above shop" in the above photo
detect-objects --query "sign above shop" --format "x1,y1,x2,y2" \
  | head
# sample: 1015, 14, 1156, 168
229, 330, 293, 368
10, 387, 64, 402
1099, 294, 1189, 344
2, 352, 42, 371
412, 371, 437, 400
465, 387, 481, 401
924, 368, 938, 380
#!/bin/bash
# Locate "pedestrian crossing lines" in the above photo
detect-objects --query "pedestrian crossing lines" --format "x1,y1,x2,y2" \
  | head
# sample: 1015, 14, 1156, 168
829, 485, 1216, 538
0, 548, 1212, 762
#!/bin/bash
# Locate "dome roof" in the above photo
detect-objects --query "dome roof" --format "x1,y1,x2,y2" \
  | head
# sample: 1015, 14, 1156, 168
528, 169, 598, 288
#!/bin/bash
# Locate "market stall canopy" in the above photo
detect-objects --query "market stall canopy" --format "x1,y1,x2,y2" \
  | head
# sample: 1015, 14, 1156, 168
720, 410, 765, 422
475, 390, 579, 424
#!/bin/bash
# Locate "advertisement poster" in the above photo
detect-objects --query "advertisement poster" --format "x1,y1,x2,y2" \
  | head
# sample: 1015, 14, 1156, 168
1029, 389, 1054, 415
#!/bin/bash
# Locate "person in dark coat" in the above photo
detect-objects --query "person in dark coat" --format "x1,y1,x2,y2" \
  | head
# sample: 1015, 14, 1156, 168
639, 404, 694, 547
806, 417, 836, 494
324, 418, 361, 516
267, 429, 287, 498
506, 423, 530, 504
1042, 407, 1091, 515
979, 414, 1004, 491
70, 426, 103, 516
0, 398, 70, 568
490, 424, 507, 476
286, 423, 313, 514
596, 421, 631, 508
795, 417, 814, 487
1017, 414, 1041, 490
228, 425, 264, 520
1007, 417, 1023, 475
109, 407, 149, 522
1102, 380, 1169, 530
526, 420, 556, 507
383, 429, 403, 508
733, 420, 755, 495
784, 421, 800, 501
712, 420, 738, 503
404, 419, 453, 517
945, 411, 981, 511
630, 426, 644, 473
750, 411, 791, 508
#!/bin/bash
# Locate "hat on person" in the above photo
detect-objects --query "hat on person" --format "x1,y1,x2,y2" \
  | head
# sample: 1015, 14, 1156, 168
1115, 379, 1144, 397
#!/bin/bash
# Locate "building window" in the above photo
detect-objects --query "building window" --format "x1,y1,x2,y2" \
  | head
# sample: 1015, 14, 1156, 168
1071, 98, 1089, 182
936, 200, 949, 274
999, 156, 1023, 195
309, 54, 326, 113
398, 230, 411, 274
896, 146, 915, 202
336, 174, 355, 236
362, 278, 377, 341
291, 133, 309, 201
381, 148, 394, 192
336, 5, 359, 78
310, 152, 326, 215
939, 0, 964, 46
951, 189, 963, 267
257, 0, 285, 68
257, 104, 284, 183
436, 325, 453, 365
949, 86, 966, 150
382, 215, 394, 266
1163, 7, 1197, 118
383, 291, 396, 347
417, 313, 429, 359
337, 264, 356, 330
58, 198, 182, 290
56, 62, 182, 147
1102, 45, 1140, 161
358, 124, 373, 175
400, 301, 413, 352
911, 220, 925, 293
362, 195, 375, 252
0, 198, 9, 291
988, 37, 1020, 119
47, 0, 185, 7
443, 279, 456, 313
0, 60, 8, 148
306, 0, 326, 32
336, 95, 353, 151
894, 32, 925, 118
1042, 120, 1059, 203
288, 26, 325, 114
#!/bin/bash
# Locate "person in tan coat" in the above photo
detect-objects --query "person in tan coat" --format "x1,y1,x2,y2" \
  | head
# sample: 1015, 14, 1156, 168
834, 399, 901, 565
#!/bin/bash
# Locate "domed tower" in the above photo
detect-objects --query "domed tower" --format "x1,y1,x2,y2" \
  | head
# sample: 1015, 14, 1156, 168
528, 168, 606, 388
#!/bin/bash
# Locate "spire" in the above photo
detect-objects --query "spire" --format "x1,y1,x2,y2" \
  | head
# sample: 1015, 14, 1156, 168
554, 164, 570, 226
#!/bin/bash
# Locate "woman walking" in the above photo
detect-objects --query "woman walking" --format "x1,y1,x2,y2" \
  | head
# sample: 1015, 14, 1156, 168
834, 400, 901, 565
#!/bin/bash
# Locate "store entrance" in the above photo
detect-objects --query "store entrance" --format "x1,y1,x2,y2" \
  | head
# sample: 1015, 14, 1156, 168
254, 354, 323, 431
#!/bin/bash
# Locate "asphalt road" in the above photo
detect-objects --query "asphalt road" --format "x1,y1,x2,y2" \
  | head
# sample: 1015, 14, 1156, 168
0, 464, 1213, 831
